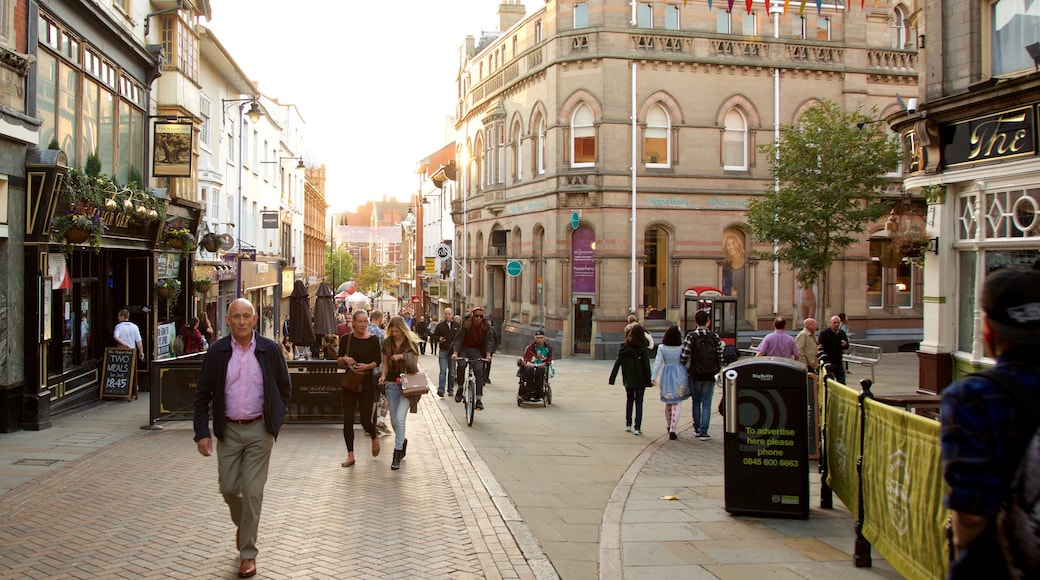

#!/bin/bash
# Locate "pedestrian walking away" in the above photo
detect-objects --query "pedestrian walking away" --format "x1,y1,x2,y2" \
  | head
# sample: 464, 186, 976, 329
941, 264, 1040, 579
414, 315, 429, 355
432, 308, 460, 397
818, 315, 850, 384
113, 308, 145, 398
337, 309, 382, 468
379, 315, 422, 470
680, 311, 724, 440
193, 298, 292, 578
453, 306, 495, 411
428, 316, 439, 355
609, 323, 653, 435
652, 325, 690, 440
757, 316, 799, 360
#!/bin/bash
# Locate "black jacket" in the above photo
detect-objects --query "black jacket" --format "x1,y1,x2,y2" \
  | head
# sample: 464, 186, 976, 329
818, 327, 849, 365
432, 319, 460, 354
193, 331, 292, 442
609, 344, 652, 388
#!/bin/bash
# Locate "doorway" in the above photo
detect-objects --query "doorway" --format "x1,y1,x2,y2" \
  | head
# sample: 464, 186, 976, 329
573, 296, 594, 354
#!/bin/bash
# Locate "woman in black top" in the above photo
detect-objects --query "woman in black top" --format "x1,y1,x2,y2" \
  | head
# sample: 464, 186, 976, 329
336, 309, 382, 467
608, 323, 653, 435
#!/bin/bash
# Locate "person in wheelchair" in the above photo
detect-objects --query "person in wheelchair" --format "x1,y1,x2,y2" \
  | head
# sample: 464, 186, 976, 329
518, 330, 553, 393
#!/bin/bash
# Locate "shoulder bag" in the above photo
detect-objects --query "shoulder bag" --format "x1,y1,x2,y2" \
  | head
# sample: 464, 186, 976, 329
340, 334, 366, 393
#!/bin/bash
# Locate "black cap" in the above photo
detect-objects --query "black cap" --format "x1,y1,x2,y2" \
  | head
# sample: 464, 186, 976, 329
982, 265, 1040, 346
534, 329, 545, 336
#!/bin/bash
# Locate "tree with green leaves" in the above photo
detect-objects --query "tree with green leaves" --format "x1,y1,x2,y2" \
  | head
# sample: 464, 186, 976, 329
324, 247, 354, 290
356, 263, 396, 296
746, 100, 902, 321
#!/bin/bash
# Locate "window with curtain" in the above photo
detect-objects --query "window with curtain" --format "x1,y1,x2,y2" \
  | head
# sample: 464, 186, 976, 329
574, 3, 589, 28
665, 5, 680, 30
644, 105, 670, 167
571, 104, 596, 167
637, 3, 653, 28
722, 108, 747, 170
991, 0, 1040, 76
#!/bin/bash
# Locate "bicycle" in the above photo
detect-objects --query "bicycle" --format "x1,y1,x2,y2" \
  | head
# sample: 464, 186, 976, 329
456, 357, 486, 427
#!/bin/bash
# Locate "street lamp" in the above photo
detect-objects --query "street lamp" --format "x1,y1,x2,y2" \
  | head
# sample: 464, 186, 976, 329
222, 95, 264, 298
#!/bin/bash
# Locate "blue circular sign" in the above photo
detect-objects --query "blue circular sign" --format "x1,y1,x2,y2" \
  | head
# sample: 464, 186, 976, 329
506, 260, 522, 277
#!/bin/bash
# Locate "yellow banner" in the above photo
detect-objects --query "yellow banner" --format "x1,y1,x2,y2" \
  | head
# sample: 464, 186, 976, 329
861, 398, 949, 580
824, 379, 861, 510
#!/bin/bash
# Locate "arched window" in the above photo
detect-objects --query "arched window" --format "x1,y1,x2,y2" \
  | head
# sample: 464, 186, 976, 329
473, 134, 484, 192
536, 115, 546, 175
892, 5, 910, 50
571, 103, 596, 168
644, 104, 670, 167
723, 109, 748, 170
512, 121, 524, 182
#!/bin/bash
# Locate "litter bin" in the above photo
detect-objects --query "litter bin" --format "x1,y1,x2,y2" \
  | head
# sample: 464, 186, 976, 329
722, 357, 810, 519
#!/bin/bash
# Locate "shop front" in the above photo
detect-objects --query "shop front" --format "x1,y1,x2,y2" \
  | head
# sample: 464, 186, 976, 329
241, 259, 280, 339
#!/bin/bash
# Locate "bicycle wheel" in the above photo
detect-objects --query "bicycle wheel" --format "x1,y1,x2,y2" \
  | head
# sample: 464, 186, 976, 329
465, 373, 476, 427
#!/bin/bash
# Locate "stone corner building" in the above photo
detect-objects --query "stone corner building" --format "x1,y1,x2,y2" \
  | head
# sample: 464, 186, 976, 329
452, 1, 921, 358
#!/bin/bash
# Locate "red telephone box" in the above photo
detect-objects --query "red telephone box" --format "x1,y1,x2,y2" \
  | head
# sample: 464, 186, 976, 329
683, 286, 738, 349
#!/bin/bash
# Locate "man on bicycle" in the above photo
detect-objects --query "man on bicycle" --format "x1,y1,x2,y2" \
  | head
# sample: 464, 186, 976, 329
452, 307, 495, 410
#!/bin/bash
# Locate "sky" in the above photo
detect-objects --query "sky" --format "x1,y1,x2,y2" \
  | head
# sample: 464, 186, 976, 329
206, 0, 509, 212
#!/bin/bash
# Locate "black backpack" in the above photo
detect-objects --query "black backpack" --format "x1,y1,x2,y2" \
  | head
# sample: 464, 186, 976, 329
968, 369, 1040, 578
688, 332, 721, 381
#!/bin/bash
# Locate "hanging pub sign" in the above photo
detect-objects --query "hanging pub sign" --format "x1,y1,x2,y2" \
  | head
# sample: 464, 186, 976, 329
261, 211, 279, 229
942, 104, 1036, 168
152, 122, 194, 177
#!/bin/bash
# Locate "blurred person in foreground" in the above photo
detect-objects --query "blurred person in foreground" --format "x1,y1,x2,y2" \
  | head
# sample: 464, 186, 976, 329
941, 264, 1040, 579
193, 299, 291, 578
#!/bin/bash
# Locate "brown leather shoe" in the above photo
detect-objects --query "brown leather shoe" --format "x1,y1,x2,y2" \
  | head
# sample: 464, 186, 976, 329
238, 558, 256, 578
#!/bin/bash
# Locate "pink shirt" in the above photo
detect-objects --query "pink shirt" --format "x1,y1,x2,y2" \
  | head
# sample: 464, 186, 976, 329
757, 329, 800, 360
224, 334, 264, 420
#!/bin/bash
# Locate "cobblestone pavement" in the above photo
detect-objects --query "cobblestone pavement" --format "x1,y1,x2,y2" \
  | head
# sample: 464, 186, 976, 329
0, 351, 921, 578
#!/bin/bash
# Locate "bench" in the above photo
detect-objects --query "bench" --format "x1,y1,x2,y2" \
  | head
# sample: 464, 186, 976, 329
843, 342, 883, 382
739, 336, 763, 358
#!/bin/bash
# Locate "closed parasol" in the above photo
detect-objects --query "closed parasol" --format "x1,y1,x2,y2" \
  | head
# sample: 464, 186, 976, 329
313, 282, 338, 336
288, 280, 316, 349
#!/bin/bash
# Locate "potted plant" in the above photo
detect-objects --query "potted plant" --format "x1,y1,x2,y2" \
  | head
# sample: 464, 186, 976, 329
156, 278, 181, 302
200, 233, 221, 253
51, 205, 106, 256
163, 227, 196, 259
193, 277, 214, 294
893, 226, 933, 267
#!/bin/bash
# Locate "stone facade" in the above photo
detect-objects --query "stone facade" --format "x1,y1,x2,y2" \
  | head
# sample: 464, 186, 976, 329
454, 0, 921, 358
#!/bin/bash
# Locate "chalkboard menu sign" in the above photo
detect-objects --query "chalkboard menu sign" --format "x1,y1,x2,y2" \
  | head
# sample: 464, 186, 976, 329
100, 347, 137, 400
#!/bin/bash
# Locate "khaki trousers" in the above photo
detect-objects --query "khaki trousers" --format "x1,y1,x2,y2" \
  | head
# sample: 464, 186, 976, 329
217, 420, 274, 560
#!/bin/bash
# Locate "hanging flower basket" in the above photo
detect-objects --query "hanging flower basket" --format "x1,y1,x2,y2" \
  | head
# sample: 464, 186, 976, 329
163, 227, 196, 259
201, 233, 220, 253
194, 278, 213, 294
64, 226, 91, 244
156, 278, 182, 303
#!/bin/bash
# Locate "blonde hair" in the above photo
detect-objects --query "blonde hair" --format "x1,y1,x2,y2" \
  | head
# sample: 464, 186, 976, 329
384, 315, 420, 354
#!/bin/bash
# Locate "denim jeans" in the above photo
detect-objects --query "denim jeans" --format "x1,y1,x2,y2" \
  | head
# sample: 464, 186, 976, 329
690, 380, 715, 436
438, 350, 455, 393
455, 347, 486, 398
625, 386, 646, 430
385, 381, 410, 451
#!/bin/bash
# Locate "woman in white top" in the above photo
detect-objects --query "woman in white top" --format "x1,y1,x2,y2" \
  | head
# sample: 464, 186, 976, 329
651, 325, 690, 440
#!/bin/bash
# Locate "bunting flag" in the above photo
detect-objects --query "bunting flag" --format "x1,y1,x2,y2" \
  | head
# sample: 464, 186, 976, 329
799, 0, 808, 16
728, 0, 736, 13
784, 0, 791, 15
746, 0, 753, 14
824, 379, 861, 512
816, 0, 823, 15
861, 399, 950, 580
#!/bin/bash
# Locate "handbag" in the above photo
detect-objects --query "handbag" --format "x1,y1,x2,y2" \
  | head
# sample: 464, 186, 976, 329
401, 372, 429, 413
339, 334, 366, 393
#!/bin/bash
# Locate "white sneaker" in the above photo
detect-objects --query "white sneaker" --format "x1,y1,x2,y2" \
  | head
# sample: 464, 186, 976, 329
697, 434, 711, 441
633, 429, 642, 436
625, 426, 633, 432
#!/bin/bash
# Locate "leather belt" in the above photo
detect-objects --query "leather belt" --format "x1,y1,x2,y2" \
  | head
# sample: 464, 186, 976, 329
225, 416, 262, 425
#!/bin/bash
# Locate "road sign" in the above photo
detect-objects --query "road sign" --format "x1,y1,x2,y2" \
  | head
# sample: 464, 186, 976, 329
570, 211, 580, 230
506, 260, 522, 277
436, 244, 452, 258
410, 295, 420, 304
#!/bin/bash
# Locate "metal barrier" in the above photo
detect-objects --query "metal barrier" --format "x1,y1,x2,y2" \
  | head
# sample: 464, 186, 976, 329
845, 342, 882, 382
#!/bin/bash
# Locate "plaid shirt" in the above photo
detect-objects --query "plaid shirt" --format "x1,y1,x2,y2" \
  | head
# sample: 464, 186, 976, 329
941, 346, 1040, 573
181, 326, 205, 354
679, 327, 724, 374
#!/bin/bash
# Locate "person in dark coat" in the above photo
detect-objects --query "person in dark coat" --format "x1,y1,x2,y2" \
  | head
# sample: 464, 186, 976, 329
609, 323, 653, 435
414, 315, 429, 355
193, 299, 292, 579
452, 307, 495, 410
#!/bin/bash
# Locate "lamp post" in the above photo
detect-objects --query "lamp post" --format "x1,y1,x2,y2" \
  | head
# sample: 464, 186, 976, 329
414, 162, 427, 315
222, 95, 263, 299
